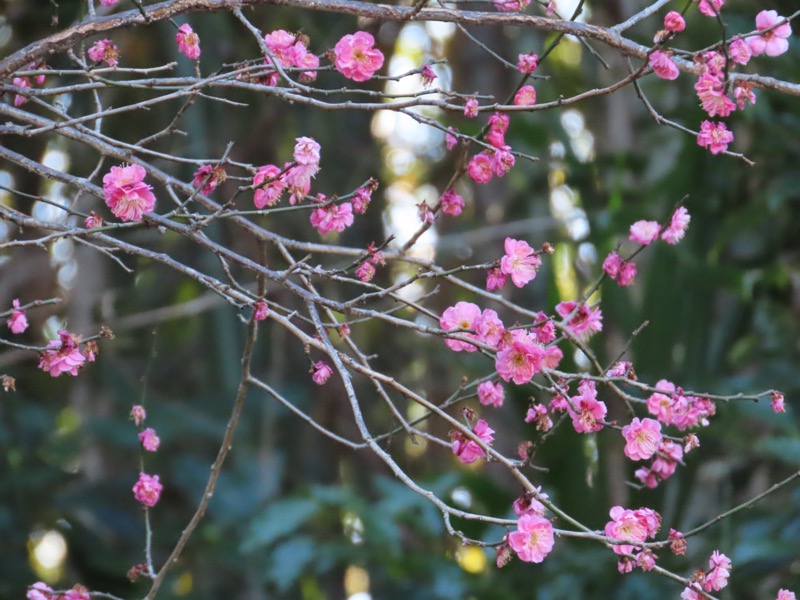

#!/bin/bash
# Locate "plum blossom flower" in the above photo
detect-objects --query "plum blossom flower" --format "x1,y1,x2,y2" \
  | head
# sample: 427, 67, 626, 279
102, 164, 156, 222
697, 120, 733, 155
500, 238, 541, 287
7, 299, 28, 334
12, 76, 31, 107
508, 514, 554, 563
99, 0, 119, 5
478, 381, 504, 408
193, 165, 226, 195
513, 488, 548, 517
87, 39, 119, 67
555, 301, 602, 341
84, 212, 103, 229
475, 308, 505, 347
309, 200, 354, 235
355, 261, 375, 282
139, 428, 160, 452
352, 185, 374, 214
629, 220, 661, 245
604, 506, 660, 555
704, 551, 731, 591
662, 206, 691, 244
777, 590, 797, 600
333, 32, 384, 81
525, 403, 552, 431
734, 82, 756, 110
490, 146, 515, 176
27, 582, 54, 600
176, 24, 201, 60
695, 73, 736, 118
748, 11, 792, 57
622, 417, 662, 461
567, 380, 607, 433
514, 85, 537, 106
728, 37, 751, 65
649, 50, 679, 80
130, 405, 146, 426
451, 419, 494, 463
133, 472, 163, 507
463, 97, 479, 117
486, 267, 507, 291
771, 391, 786, 413
64, 586, 90, 600
38, 330, 86, 377
517, 52, 539, 74
617, 262, 637, 286
312, 361, 333, 385
467, 153, 493, 183
696, 0, 724, 18
440, 301, 481, 352
420, 63, 437, 87
253, 164, 286, 208
253, 300, 269, 321
495, 329, 544, 385
664, 11, 685, 32
440, 188, 465, 216
293, 136, 321, 165
493, 0, 530, 12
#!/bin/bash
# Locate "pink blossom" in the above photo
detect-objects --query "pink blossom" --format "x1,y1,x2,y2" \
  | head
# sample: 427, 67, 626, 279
333, 32, 384, 82
87, 39, 119, 67
38, 331, 86, 377
420, 63, 437, 87
681, 585, 704, 600
508, 514, 554, 563
27, 582, 54, 600
253, 300, 269, 321
606, 361, 632, 378
490, 145, 515, 176
697, 120, 733, 155
7, 298, 28, 334
133, 472, 163, 507
734, 82, 756, 110
513, 85, 537, 106
622, 417, 662, 461
513, 488, 548, 517
355, 261, 375, 282
635, 467, 659, 489
102, 164, 156, 222
478, 381, 504, 408
777, 590, 797, 600
486, 267, 507, 291
567, 379, 607, 433
463, 97, 479, 117
617, 262, 637, 286
649, 50, 679, 80
138, 428, 160, 452
99, 0, 118, 5
704, 550, 731, 591
467, 153, 494, 184
696, 0, 724, 18
629, 220, 661, 245
284, 162, 318, 203
63, 587, 90, 600
253, 164, 286, 208
312, 361, 333, 385
602, 251, 622, 279
451, 419, 494, 463
532, 312, 556, 344
475, 308, 505, 347
176, 24, 201, 60
352, 185, 373, 214
525, 403, 552, 431
488, 113, 510, 135
661, 206, 691, 244
84, 212, 103, 228
193, 165, 226, 195
495, 329, 544, 385
605, 506, 649, 555
440, 188, 465, 216
771, 391, 786, 413
440, 301, 481, 352
728, 37, 751, 65
542, 345, 563, 370
748, 10, 792, 57
293, 136, 321, 165
310, 201, 354, 235
417, 201, 434, 224
555, 300, 603, 341
500, 238, 541, 287
487, 129, 505, 148
130, 405, 146, 426
445, 127, 458, 150
493, 0, 531, 13
517, 53, 539, 74
695, 73, 736, 118
12, 76, 31, 107
664, 11, 686, 32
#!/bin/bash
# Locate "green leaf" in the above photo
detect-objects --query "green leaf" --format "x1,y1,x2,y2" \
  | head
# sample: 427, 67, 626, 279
241, 497, 319, 553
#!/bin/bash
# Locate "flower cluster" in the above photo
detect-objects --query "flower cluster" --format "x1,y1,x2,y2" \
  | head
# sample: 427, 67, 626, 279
38, 330, 91, 378
635, 439, 684, 489
6, 298, 28, 334
263, 29, 320, 84
604, 506, 661, 571
602, 252, 637, 286
646, 379, 716, 430
451, 418, 495, 463
555, 300, 603, 341
11, 62, 47, 107
192, 164, 227, 195
102, 164, 156, 222
628, 207, 691, 247
27, 582, 91, 600
681, 550, 731, 597
467, 112, 515, 184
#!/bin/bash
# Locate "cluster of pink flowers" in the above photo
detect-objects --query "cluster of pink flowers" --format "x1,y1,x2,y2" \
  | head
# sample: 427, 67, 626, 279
467, 112, 515, 184
333, 32, 384, 82
602, 251, 637, 286
102, 164, 156, 222
525, 402, 553, 431
38, 330, 91, 377
176, 24, 201, 60
6, 298, 28, 334
133, 472, 163, 507
192, 164, 227, 195
508, 513, 554, 563
681, 550, 731, 597
312, 360, 333, 385
355, 242, 385, 282
451, 418, 495, 463
262, 30, 320, 85
11, 63, 46, 107
605, 506, 661, 571
27, 583, 91, 600
646, 379, 716, 430
635, 439, 684, 488
555, 300, 603, 341
697, 120, 734, 154
87, 39, 119, 67
477, 380, 505, 408
628, 206, 691, 247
